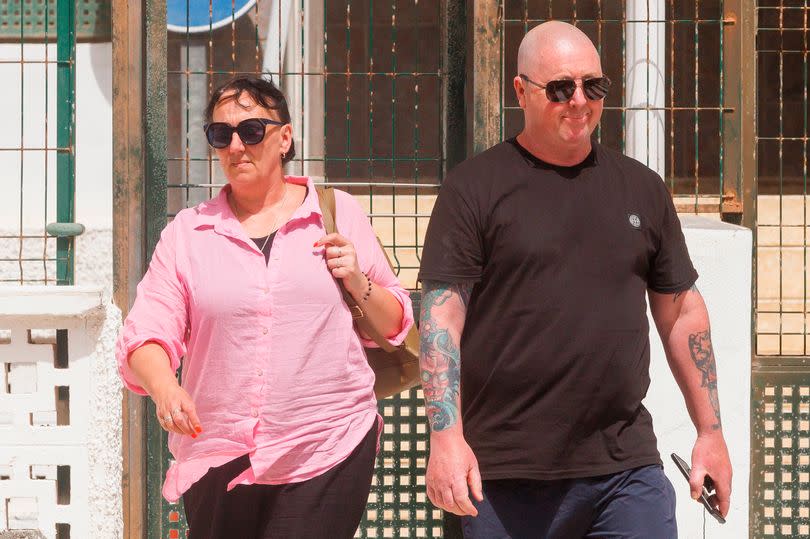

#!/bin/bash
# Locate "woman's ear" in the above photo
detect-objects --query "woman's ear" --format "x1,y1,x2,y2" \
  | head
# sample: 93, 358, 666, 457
280, 123, 294, 154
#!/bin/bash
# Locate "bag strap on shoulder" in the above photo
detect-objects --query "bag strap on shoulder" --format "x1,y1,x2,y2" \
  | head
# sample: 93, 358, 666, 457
316, 186, 397, 353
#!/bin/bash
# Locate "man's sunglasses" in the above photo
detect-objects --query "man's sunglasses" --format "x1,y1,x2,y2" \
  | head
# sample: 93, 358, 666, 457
519, 74, 611, 103
203, 117, 286, 149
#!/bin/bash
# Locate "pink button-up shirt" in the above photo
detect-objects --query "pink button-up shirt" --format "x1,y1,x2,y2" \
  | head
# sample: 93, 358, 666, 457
116, 176, 414, 502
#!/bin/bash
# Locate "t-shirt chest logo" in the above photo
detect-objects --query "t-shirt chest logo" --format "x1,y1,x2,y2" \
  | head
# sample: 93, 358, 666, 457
628, 213, 642, 229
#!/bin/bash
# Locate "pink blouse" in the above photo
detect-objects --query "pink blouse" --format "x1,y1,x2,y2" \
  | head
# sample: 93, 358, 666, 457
116, 176, 414, 502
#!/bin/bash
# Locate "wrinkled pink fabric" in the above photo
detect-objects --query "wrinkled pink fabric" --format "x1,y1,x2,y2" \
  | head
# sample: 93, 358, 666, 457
116, 176, 413, 502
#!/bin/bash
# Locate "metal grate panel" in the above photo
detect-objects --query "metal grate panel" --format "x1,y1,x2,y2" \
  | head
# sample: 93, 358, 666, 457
0, 0, 110, 41
358, 389, 442, 538
752, 372, 810, 537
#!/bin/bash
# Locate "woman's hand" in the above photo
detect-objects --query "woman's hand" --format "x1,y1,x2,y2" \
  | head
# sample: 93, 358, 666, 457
128, 342, 203, 438
151, 379, 203, 438
316, 233, 369, 300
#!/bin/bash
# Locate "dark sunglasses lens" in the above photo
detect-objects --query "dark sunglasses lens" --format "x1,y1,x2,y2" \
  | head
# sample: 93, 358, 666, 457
237, 119, 267, 145
545, 80, 577, 103
206, 124, 233, 149
583, 77, 611, 100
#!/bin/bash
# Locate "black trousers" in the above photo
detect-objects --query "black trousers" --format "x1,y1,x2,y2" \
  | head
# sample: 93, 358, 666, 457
183, 423, 377, 539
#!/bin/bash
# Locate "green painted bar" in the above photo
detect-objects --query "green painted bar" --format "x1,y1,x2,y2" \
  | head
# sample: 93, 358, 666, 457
56, 0, 76, 285
144, 0, 168, 537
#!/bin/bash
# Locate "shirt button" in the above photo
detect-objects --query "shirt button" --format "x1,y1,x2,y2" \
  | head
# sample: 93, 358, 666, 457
251, 408, 259, 418
262, 328, 268, 335
256, 369, 263, 377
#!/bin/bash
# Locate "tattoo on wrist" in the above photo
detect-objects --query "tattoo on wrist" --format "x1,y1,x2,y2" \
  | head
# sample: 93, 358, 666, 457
688, 329, 722, 430
419, 281, 472, 431
674, 284, 699, 303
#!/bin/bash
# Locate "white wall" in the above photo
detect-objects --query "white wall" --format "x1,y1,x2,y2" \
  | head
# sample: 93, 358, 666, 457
645, 216, 752, 538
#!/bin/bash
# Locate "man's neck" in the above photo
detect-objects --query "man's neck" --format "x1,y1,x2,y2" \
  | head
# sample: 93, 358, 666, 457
516, 131, 593, 167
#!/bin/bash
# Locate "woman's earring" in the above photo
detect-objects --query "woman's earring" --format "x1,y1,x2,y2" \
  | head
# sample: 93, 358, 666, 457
281, 151, 287, 160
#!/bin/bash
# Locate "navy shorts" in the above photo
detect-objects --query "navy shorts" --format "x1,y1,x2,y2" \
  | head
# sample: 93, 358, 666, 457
461, 464, 677, 539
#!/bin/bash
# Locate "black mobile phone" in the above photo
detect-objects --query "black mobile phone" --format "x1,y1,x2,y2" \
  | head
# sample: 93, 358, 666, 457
670, 453, 726, 524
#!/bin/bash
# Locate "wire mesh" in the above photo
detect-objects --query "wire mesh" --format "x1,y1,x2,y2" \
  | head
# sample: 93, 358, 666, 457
500, 0, 733, 215
756, 0, 810, 358
0, 0, 80, 285
155, 1, 446, 537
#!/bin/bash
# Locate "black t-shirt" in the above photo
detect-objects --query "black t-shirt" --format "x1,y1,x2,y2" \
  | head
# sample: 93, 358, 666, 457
418, 138, 698, 480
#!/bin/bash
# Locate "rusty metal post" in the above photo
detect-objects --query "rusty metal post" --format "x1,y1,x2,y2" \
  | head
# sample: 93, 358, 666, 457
720, 0, 756, 224
473, 0, 501, 155
112, 1, 147, 537
112, 0, 167, 537
444, 0, 467, 172
738, 0, 757, 233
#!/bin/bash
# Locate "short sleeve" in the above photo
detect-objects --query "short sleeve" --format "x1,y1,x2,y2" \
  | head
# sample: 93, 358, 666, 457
647, 182, 699, 293
418, 179, 484, 283
334, 190, 415, 347
115, 220, 189, 395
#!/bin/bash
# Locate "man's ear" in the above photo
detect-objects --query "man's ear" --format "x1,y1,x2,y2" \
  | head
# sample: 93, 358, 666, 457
513, 76, 527, 108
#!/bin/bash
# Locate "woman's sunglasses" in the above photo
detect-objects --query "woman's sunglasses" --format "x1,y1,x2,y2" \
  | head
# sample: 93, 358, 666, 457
519, 74, 611, 103
203, 117, 285, 149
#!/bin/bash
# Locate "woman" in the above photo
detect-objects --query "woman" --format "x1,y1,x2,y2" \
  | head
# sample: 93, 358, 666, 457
116, 75, 413, 538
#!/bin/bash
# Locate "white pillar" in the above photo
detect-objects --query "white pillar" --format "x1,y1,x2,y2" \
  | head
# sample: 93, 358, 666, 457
262, 1, 325, 179
645, 217, 751, 539
0, 286, 123, 538
624, 0, 666, 178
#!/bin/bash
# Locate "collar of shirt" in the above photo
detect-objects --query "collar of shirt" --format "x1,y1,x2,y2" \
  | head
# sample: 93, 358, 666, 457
190, 176, 324, 243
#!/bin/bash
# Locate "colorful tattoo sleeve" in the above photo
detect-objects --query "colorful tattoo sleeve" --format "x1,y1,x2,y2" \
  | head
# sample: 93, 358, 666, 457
419, 280, 472, 432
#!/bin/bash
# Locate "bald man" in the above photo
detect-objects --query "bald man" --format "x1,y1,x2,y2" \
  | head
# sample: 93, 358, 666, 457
417, 21, 731, 538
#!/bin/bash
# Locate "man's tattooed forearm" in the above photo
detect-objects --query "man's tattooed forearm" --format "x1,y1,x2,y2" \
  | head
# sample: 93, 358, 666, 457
674, 284, 699, 302
688, 329, 722, 430
419, 281, 472, 432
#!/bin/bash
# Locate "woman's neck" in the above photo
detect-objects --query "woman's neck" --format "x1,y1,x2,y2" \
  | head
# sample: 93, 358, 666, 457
228, 175, 287, 216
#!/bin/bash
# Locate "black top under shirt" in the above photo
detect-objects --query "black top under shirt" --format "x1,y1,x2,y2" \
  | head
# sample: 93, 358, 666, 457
418, 138, 698, 481
251, 231, 277, 264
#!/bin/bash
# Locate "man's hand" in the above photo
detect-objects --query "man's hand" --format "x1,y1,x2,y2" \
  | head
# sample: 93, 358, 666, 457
690, 431, 732, 518
426, 432, 483, 516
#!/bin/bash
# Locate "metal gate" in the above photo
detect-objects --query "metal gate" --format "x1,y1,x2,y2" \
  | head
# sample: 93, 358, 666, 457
751, 1, 810, 536
0, 0, 97, 286
112, 1, 810, 538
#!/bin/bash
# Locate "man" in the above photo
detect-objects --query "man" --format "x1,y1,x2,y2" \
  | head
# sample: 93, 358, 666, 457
417, 21, 731, 538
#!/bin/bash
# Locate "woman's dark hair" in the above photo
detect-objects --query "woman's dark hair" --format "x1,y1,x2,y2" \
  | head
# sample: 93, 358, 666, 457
205, 75, 296, 164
